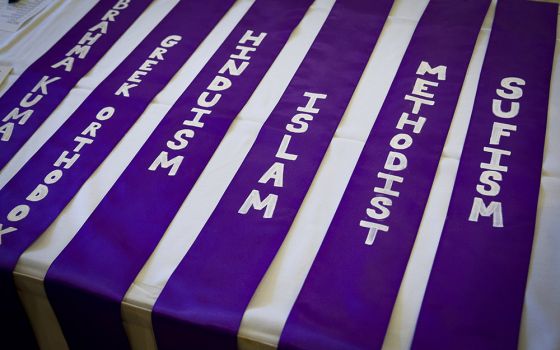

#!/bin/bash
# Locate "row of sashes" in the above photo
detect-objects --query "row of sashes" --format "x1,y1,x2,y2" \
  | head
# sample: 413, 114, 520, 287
0, 0, 556, 349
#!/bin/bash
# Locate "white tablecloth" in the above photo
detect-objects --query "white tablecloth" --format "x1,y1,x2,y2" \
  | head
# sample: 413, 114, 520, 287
1, 1, 558, 349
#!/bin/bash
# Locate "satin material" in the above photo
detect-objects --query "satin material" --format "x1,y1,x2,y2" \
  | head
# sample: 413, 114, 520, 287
44, 1, 311, 348
0, 1, 151, 347
413, 1, 557, 348
152, 1, 394, 348
0, 1, 234, 348
0, 0, 151, 169
279, 1, 490, 349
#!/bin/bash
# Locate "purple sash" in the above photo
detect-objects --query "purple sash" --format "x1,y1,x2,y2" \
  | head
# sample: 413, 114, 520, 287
0, 0, 151, 169
152, 1, 394, 348
0, 1, 233, 347
44, 1, 312, 348
279, 1, 491, 349
412, 1, 557, 349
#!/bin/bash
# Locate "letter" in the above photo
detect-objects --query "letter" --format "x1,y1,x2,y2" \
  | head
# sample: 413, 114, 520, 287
96, 107, 115, 121
51, 57, 74, 72
366, 196, 392, 220
184, 108, 211, 128
389, 133, 413, 150
32, 75, 61, 94
161, 35, 182, 48
78, 31, 102, 46
149, 47, 167, 60
2, 107, 34, 125
197, 92, 221, 108
492, 99, 519, 119
82, 122, 102, 137
0, 123, 14, 141
230, 45, 256, 61
238, 190, 278, 219
239, 30, 267, 46
297, 92, 327, 114
258, 162, 284, 187
385, 151, 407, 171
66, 44, 91, 59
102, 9, 120, 22
219, 59, 249, 76
149, 151, 183, 176
207, 75, 232, 91
115, 82, 138, 97
412, 78, 439, 98
490, 122, 517, 145
20, 92, 42, 108
128, 70, 147, 83
26, 184, 48, 202
404, 94, 434, 114
360, 220, 389, 245
44, 169, 63, 184
8, 205, 30, 222
287, 113, 313, 133
416, 61, 447, 81
89, 21, 108, 34
114, 0, 131, 10
374, 172, 403, 197
481, 147, 511, 173
477, 170, 502, 196
73, 136, 93, 152
167, 129, 194, 151
139, 59, 158, 71
0, 224, 17, 244
497, 77, 525, 99
469, 197, 504, 228
276, 135, 297, 161
396, 112, 426, 134
54, 151, 80, 169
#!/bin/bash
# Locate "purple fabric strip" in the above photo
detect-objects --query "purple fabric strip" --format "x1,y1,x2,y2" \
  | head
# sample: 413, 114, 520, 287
278, 1, 491, 349
0, 0, 233, 347
152, 1, 394, 348
412, 1, 557, 349
44, 1, 311, 348
0, 0, 151, 169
